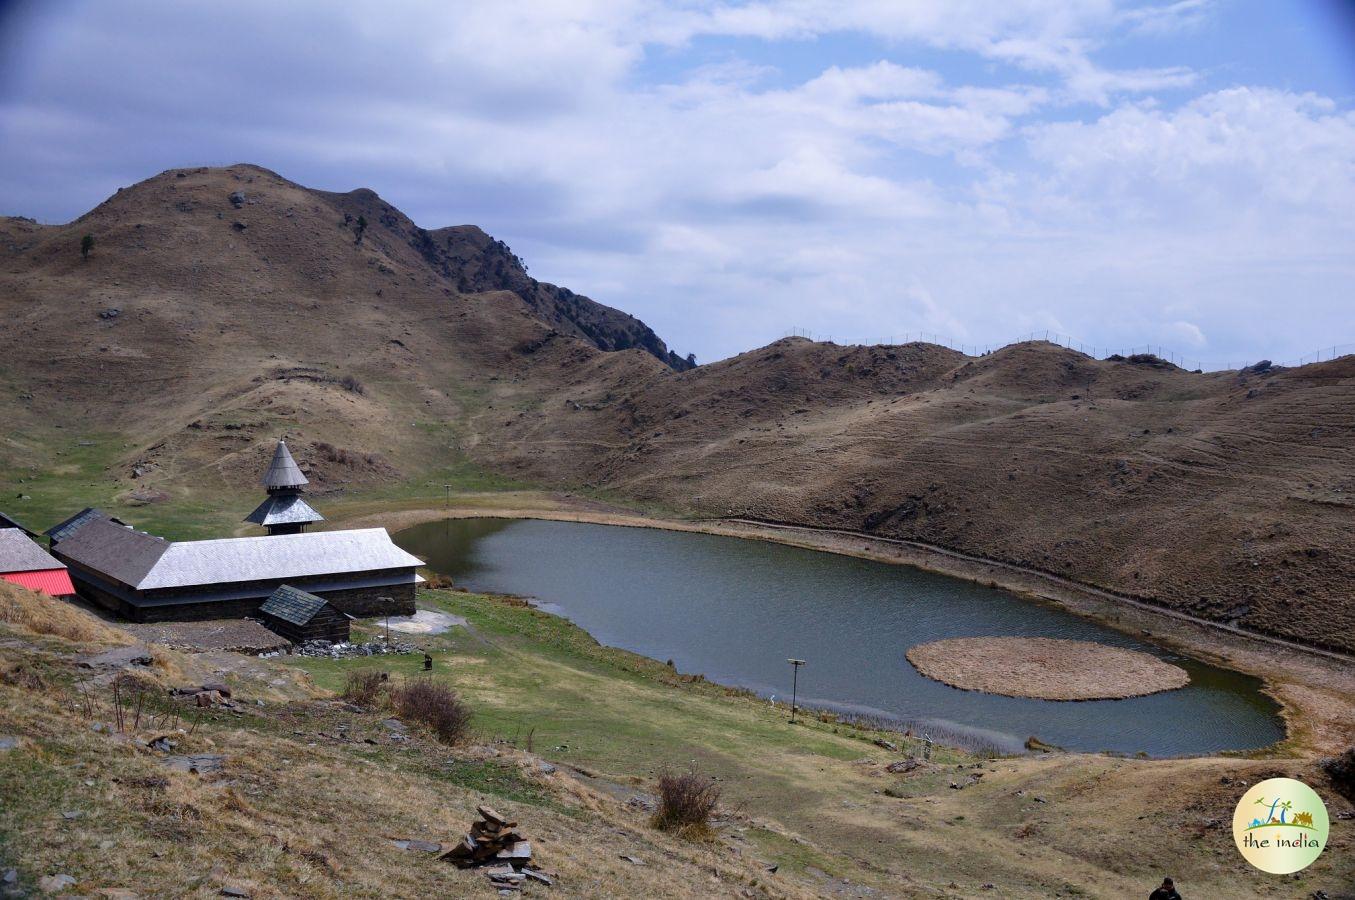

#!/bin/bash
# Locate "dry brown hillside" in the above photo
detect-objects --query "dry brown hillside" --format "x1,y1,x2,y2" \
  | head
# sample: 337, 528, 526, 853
2, 165, 1353, 654
0, 164, 681, 490
485, 337, 1355, 653
486, 338, 1355, 653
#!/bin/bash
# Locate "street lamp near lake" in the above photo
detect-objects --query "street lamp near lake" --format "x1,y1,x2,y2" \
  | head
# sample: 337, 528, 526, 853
787, 658, 806, 724
379, 595, 394, 647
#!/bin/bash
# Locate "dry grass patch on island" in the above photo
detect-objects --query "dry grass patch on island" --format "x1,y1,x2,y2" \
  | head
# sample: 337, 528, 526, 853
906, 636, 1190, 700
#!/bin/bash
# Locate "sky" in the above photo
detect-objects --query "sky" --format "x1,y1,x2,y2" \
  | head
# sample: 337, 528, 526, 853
1, 1, 1353, 368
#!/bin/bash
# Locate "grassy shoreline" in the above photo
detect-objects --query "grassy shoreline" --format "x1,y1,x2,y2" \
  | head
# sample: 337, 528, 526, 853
330, 494, 1355, 760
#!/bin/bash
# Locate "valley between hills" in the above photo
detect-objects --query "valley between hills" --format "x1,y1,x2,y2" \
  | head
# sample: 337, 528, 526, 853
1, 164, 1354, 898
3, 163, 1353, 655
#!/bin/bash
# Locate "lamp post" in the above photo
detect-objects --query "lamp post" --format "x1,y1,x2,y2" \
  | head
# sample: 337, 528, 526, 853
379, 596, 394, 648
787, 658, 806, 724
444, 484, 451, 509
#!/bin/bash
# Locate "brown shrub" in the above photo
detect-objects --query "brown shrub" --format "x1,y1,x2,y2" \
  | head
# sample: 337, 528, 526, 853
394, 678, 472, 744
338, 374, 365, 395
147, 645, 185, 682
0, 663, 47, 690
342, 669, 389, 707
313, 441, 381, 468
652, 769, 721, 833
421, 571, 456, 590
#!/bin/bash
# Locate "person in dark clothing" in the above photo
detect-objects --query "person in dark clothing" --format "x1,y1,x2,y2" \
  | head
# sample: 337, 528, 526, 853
1149, 877, 1182, 900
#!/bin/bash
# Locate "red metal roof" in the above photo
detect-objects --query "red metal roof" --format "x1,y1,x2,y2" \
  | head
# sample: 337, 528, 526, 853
1, 568, 77, 597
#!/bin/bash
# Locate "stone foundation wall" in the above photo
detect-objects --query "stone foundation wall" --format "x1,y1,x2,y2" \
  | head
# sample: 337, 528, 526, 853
70, 579, 261, 623
70, 578, 140, 621
66, 567, 417, 623
315, 583, 416, 617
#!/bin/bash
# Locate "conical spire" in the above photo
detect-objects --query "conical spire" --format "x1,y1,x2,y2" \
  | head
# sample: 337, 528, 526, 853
262, 440, 308, 489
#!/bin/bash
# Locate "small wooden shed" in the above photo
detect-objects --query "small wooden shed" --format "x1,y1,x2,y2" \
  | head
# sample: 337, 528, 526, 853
259, 584, 350, 644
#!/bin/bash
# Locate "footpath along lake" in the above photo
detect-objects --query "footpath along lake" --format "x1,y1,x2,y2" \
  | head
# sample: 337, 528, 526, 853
396, 518, 1284, 756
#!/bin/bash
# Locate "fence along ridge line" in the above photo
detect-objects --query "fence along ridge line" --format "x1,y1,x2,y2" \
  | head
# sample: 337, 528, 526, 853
778, 328, 1355, 374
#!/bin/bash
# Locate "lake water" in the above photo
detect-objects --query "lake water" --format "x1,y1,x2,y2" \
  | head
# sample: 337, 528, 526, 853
395, 517, 1285, 756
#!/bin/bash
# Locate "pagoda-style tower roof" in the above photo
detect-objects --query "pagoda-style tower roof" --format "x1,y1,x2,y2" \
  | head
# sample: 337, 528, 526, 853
262, 440, 308, 489
245, 493, 324, 529
249, 440, 323, 534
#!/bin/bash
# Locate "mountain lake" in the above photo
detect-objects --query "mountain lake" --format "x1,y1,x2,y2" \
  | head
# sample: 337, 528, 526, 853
396, 517, 1285, 756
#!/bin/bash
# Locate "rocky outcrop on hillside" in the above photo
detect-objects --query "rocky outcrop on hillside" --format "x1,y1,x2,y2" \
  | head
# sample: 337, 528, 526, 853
423, 224, 694, 370
316, 184, 692, 370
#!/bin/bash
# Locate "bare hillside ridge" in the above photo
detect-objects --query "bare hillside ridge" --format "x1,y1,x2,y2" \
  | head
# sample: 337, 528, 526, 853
2, 165, 1353, 653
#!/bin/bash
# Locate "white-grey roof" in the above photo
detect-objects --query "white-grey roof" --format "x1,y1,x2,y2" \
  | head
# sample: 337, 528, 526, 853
0, 529, 66, 573
136, 528, 422, 590
244, 494, 325, 526
262, 440, 308, 489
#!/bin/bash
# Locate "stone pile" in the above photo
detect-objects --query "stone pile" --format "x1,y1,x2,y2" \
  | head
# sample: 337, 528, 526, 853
885, 759, 922, 774
171, 682, 235, 708
289, 639, 417, 659
442, 806, 548, 889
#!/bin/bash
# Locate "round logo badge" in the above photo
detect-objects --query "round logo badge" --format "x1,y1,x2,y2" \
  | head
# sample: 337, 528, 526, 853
1233, 777, 1329, 874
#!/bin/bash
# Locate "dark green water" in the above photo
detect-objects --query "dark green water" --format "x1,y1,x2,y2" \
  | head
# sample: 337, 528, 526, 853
396, 517, 1285, 756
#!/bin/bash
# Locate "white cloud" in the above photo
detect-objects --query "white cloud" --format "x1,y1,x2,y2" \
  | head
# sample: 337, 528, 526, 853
1026, 88, 1355, 215
1119, 0, 1215, 36
0, 0, 1350, 367
1167, 320, 1207, 347
643, 1, 1202, 104
1062, 61, 1199, 105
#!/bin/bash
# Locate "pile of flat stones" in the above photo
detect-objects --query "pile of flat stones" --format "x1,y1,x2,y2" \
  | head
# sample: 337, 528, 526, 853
286, 640, 418, 659
170, 682, 235, 708
442, 806, 552, 891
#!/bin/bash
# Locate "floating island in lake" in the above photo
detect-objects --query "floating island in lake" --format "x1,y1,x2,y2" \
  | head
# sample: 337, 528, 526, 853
906, 636, 1190, 701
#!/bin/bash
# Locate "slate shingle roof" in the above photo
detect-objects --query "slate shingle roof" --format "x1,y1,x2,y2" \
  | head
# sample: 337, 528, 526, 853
141, 529, 422, 590
260, 584, 330, 626
45, 508, 127, 543
262, 441, 309, 489
52, 518, 170, 587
